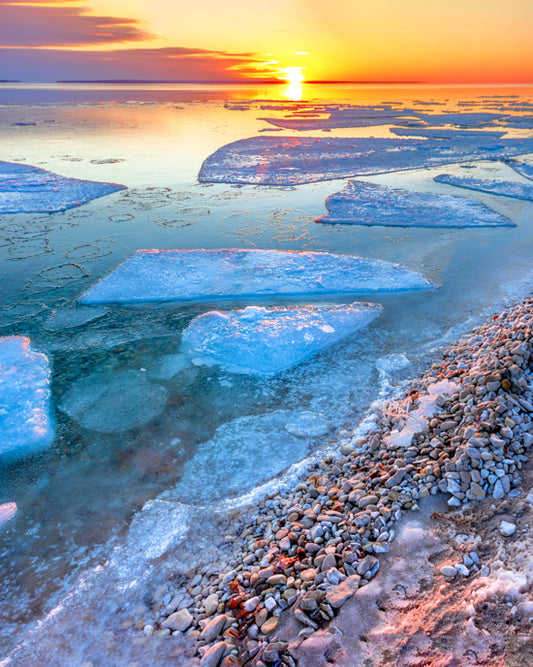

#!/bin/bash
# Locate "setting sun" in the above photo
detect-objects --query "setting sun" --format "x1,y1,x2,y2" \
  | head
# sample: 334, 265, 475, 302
281, 65, 305, 100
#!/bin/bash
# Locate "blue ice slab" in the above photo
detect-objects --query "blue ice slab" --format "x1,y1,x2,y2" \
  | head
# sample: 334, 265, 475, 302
0, 160, 126, 214
198, 136, 533, 186
180, 303, 382, 375
504, 159, 533, 182
317, 181, 514, 228
0, 336, 54, 462
79, 248, 434, 304
390, 128, 506, 140
434, 174, 533, 202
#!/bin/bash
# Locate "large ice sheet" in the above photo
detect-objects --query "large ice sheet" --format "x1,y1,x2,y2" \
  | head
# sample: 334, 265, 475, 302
317, 180, 514, 228
79, 249, 433, 304
0, 161, 125, 214
503, 159, 533, 182
180, 303, 382, 375
166, 410, 323, 503
0, 336, 54, 461
59, 370, 167, 433
390, 128, 505, 140
434, 174, 533, 202
198, 136, 533, 185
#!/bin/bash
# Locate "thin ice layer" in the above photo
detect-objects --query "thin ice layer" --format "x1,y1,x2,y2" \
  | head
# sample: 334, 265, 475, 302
79, 248, 433, 304
317, 181, 514, 228
390, 128, 506, 140
434, 174, 533, 201
180, 303, 382, 375
0, 161, 125, 213
198, 136, 533, 185
166, 410, 321, 503
0, 336, 54, 461
504, 159, 533, 181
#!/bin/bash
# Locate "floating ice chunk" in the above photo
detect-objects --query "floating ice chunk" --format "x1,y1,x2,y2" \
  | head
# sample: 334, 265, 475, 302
59, 370, 167, 433
284, 410, 331, 437
504, 159, 533, 181
198, 136, 533, 185
168, 410, 316, 503
43, 306, 109, 331
434, 173, 533, 201
317, 181, 514, 228
0, 502, 17, 528
0, 336, 54, 461
180, 303, 382, 375
0, 160, 125, 214
390, 128, 505, 140
149, 353, 189, 380
79, 249, 433, 305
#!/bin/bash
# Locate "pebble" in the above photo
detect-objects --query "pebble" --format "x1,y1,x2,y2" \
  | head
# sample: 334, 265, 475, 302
440, 566, 457, 579
499, 520, 517, 536
161, 609, 193, 632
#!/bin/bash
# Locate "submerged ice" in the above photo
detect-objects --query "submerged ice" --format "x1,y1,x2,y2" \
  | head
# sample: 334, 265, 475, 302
198, 136, 533, 185
0, 336, 54, 461
317, 180, 514, 228
180, 303, 382, 375
0, 161, 125, 214
434, 173, 533, 201
79, 249, 433, 304
504, 159, 533, 182
59, 370, 168, 433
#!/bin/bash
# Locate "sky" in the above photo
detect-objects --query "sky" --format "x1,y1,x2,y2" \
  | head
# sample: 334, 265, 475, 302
1, 0, 532, 83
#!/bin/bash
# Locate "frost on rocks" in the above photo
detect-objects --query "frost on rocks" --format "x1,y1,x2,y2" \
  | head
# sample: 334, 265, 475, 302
0, 336, 54, 461
180, 303, 382, 375
198, 136, 533, 185
79, 249, 433, 305
166, 411, 319, 503
59, 370, 167, 433
317, 181, 513, 228
504, 159, 533, 182
434, 173, 533, 201
0, 161, 125, 214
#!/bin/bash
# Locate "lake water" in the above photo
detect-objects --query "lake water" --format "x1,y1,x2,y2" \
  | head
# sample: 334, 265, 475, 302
1, 82, 533, 661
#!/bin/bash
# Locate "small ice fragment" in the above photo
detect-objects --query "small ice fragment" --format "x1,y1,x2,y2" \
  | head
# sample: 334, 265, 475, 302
79, 248, 433, 305
0, 160, 126, 213
149, 353, 189, 380
0, 336, 54, 461
434, 173, 533, 201
59, 370, 167, 433
284, 411, 331, 437
180, 302, 382, 375
44, 306, 108, 331
317, 180, 514, 228
126, 499, 189, 560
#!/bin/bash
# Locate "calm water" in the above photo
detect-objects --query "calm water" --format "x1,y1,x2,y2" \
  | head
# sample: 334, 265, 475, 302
1, 83, 533, 660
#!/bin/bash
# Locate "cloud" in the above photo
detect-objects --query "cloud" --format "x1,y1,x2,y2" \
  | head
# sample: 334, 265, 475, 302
0, 0, 154, 46
0, 46, 280, 82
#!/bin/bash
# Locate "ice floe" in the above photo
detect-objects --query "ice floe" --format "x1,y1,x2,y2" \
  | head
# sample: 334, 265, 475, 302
43, 306, 109, 331
198, 136, 533, 185
59, 370, 167, 433
317, 181, 514, 228
149, 353, 190, 380
166, 410, 322, 503
79, 249, 433, 305
434, 174, 533, 201
180, 303, 382, 375
0, 161, 125, 214
390, 128, 506, 140
0, 336, 54, 461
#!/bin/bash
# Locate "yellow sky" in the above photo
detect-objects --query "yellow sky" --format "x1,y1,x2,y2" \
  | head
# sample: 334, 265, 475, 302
5, 0, 533, 82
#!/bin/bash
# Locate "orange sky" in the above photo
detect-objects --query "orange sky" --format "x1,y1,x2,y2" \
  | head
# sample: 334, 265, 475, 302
1, 0, 532, 82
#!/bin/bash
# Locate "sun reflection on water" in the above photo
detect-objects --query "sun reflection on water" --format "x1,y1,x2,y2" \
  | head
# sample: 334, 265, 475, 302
283, 66, 304, 101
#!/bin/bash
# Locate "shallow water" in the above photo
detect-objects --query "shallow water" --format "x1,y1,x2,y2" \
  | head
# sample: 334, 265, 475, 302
1, 83, 533, 660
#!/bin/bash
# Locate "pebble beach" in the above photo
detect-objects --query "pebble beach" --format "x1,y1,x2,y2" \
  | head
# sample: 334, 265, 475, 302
135, 296, 533, 666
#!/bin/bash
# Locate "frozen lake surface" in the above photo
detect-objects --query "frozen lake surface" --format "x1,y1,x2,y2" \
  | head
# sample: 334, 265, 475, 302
1, 82, 533, 662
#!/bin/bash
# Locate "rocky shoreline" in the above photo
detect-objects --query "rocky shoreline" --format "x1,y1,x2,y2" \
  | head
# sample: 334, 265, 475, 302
139, 296, 533, 666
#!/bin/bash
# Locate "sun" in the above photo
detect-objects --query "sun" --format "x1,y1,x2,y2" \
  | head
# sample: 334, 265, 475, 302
282, 66, 305, 101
